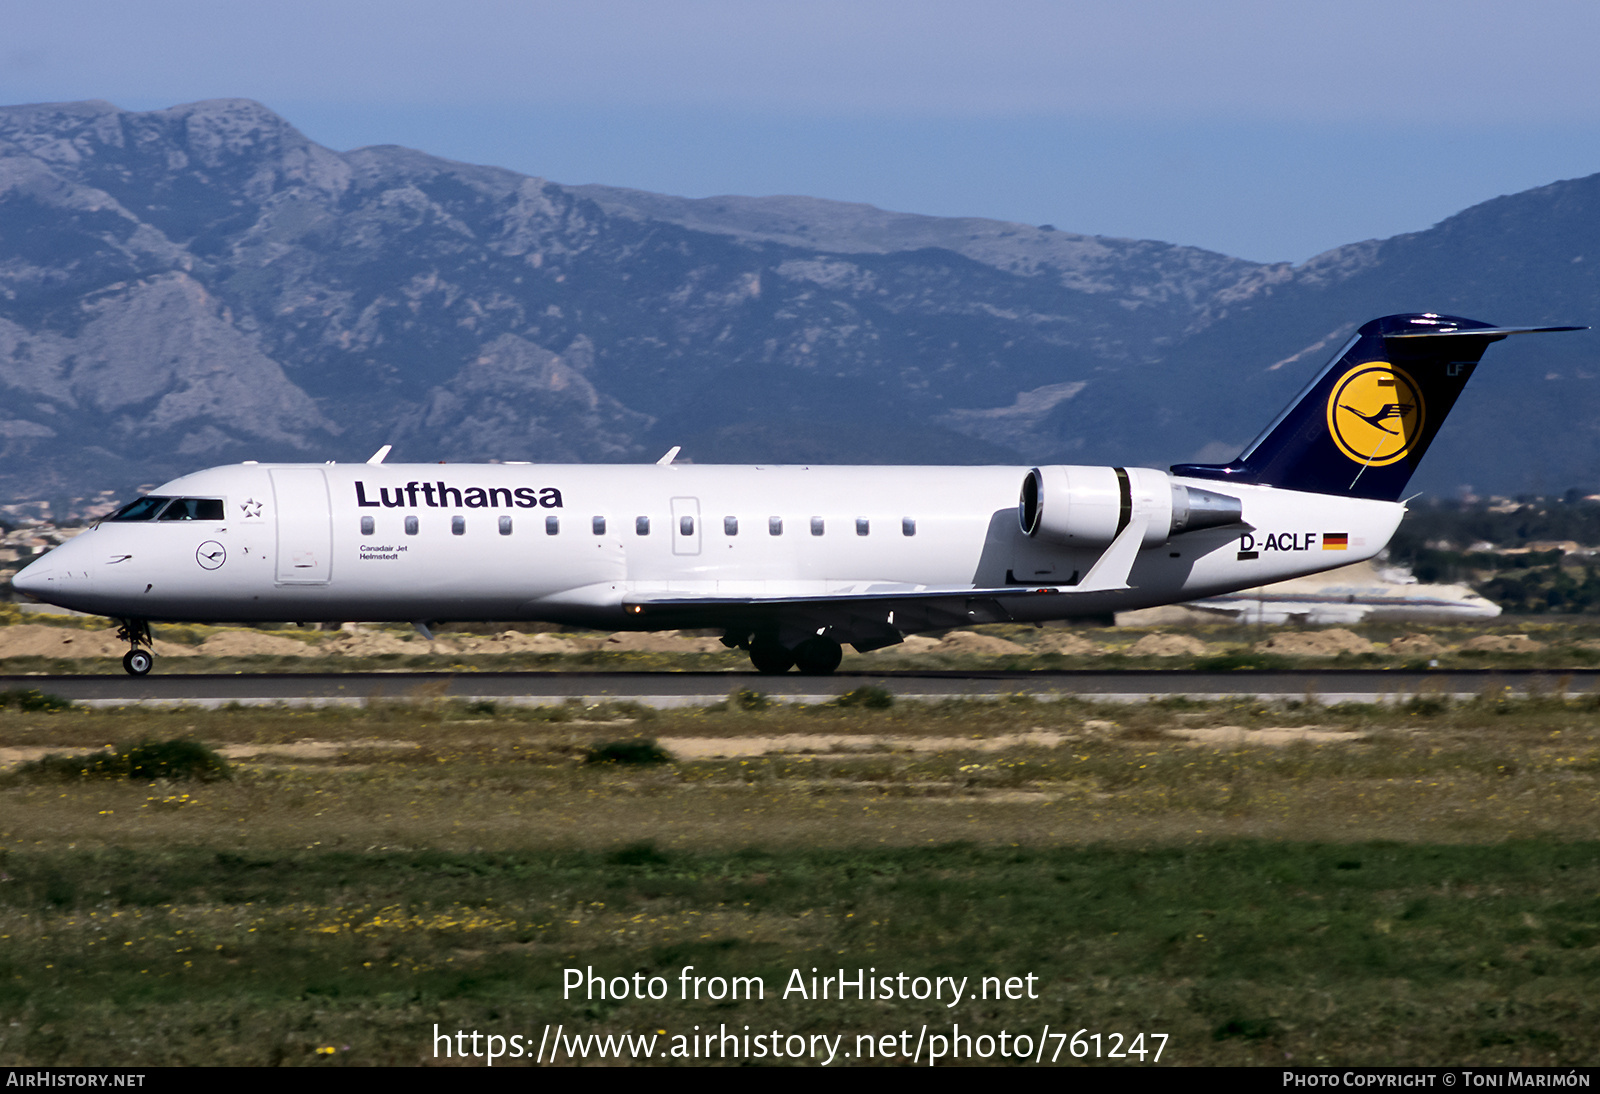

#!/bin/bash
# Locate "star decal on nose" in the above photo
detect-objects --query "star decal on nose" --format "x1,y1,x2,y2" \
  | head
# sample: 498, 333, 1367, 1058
240, 498, 263, 518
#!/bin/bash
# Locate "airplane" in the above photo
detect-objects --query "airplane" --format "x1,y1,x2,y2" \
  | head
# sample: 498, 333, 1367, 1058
1157, 559, 1502, 625
10, 313, 1581, 676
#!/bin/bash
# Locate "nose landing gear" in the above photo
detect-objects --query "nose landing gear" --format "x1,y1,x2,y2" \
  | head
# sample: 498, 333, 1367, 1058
116, 620, 154, 676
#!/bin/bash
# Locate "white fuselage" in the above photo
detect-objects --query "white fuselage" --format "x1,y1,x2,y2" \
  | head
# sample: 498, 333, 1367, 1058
14, 462, 1405, 635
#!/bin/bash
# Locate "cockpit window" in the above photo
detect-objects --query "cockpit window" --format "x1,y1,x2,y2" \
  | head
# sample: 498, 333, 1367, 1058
105, 496, 225, 522
106, 496, 172, 522
158, 498, 225, 521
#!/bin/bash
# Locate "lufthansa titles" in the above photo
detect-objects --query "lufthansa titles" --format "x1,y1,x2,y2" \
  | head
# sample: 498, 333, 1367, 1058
355, 481, 563, 510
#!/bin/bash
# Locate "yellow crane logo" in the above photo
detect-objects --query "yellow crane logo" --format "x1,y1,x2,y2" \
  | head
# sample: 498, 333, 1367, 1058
1326, 362, 1426, 467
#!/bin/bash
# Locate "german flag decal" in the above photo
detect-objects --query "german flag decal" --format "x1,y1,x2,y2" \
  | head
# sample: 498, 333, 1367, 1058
1323, 532, 1349, 550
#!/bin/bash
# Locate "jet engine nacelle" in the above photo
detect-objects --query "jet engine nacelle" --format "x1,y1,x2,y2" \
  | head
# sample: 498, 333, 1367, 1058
1018, 465, 1242, 548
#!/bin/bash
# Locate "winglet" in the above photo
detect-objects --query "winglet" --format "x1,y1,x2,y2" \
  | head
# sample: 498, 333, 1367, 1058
657, 446, 681, 466
367, 445, 392, 465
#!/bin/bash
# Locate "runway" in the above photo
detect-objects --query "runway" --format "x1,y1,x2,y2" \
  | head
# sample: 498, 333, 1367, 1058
2, 668, 1593, 708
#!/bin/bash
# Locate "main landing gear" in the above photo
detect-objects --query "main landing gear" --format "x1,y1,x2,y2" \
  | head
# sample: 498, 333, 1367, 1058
747, 635, 843, 675
117, 619, 154, 677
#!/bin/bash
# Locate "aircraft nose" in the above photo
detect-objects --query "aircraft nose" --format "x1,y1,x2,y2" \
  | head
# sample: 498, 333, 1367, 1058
11, 556, 51, 600
11, 541, 92, 607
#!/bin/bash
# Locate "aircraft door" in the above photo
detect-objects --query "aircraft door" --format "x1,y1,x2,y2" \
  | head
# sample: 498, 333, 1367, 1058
271, 468, 333, 584
670, 496, 701, 556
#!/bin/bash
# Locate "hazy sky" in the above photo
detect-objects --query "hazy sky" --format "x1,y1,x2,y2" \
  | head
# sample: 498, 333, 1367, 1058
3, 0, 1599, 262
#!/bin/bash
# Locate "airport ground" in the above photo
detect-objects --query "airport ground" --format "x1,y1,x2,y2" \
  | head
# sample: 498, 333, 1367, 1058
3, 603, 1600, 676
2, 691, 1597, 1066
0, 615, 1598, 1066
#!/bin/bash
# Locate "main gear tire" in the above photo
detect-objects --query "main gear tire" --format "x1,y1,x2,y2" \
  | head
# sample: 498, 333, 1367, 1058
122, 649, 154, 676
748, 639, 795, 674
792, 636, 843, 675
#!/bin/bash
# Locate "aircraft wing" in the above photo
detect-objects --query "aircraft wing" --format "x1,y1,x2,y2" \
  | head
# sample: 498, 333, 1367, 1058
1179, 599, 1252, 620
623, 515, 1151, 647
628, 581, 1081, 611
623, 582, 1091, 649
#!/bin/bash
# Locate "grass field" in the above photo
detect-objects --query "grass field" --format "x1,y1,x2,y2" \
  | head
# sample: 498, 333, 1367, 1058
1, 691, 1598, 1066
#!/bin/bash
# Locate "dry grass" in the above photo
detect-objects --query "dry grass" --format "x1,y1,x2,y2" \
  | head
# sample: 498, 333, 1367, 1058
1, 690, 1597, 851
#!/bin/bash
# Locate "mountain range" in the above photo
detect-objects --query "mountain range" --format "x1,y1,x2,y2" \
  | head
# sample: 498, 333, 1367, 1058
0, 97, 1596, 512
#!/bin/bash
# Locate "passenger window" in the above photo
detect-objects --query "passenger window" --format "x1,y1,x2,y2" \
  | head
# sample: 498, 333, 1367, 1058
810, 516, 824, 536
360, 516, 375, 535
680, 515, 695, 536
405, 516, 419, 535
856, 518, 869, 536
902, 517, 916, 537
546, 515, 560, 535
498, 516, 512, 535
769, 516, 783, 536
593, 516, 606, 535
724, 516, 738, 536
636, 516, 650, 536
452, 516, 465, 535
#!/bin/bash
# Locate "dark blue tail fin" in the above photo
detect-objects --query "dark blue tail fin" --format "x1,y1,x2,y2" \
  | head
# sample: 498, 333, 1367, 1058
1171, 313, 1583, 500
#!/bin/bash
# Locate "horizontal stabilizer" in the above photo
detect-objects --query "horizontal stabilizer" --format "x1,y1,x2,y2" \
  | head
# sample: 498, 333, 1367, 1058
1385, 325, 1586, 339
